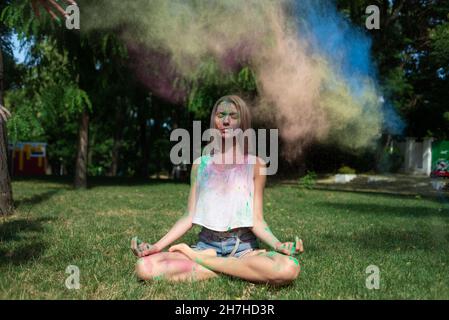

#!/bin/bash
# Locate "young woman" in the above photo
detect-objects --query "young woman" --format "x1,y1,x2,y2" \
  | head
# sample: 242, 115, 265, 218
131, 95, 303, 285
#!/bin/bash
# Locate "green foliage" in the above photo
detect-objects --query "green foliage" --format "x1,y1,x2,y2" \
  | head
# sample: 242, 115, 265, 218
1, 0, 55, 39
4, 89, 45, 142
187, 59, 258, 119
152, 138, 172, 171
337, 166, 356, 174
378, 148, 404, 173
430, 22, 449, 68
298, 171, 317, 189
87, 134, 113, 176
382, 67, 414, 114
236, 66, 257, 91
6, 39, 91, 140
444, 112, 449, 123
3, 37, 93, 175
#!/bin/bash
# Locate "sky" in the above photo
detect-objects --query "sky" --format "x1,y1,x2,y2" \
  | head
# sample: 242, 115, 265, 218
11, 33, 28, 64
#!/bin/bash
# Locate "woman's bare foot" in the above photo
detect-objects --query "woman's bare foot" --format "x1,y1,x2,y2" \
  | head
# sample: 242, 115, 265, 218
169, 243, 216, 261
200, 249, 218, 257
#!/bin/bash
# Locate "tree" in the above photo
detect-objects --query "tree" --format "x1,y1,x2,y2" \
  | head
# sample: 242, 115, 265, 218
0, 44, 14, 215
0, 0, 15, 215
1, 0, 82, 214
2, 0, 127, 188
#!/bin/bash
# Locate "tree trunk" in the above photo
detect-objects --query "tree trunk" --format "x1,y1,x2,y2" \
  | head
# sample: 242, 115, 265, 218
0, 46, 14, 215
108, 102, 124, 177
139, 110, 149, 178
74, 110, 89, 188
109, 136, 121, 177
136, 95, 150, 178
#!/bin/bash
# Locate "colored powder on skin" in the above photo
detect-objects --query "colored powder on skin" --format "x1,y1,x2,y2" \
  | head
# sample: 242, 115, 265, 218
194, 257, 214, 271
153, 275, 164, 281
264, 225, 280, 245
289, 256, 299, 266
266, 251, 278, 258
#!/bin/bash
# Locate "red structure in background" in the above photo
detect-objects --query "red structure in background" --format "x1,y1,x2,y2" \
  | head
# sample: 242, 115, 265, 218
8, 142, 47, 176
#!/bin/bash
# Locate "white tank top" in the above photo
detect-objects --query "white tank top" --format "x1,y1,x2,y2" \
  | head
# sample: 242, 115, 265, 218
192, 154, 256, 232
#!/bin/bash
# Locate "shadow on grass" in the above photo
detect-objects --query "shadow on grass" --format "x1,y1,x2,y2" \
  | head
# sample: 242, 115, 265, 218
14, 189, 61, 209
314, 201, 449, 219
12, 175, 190, 189
12, 175, 73, 186
0, 242, 47, 266
310, 184, 449, 204
0, 217, 54, 266
86, 177, 190, 189
322, 227, 448, 252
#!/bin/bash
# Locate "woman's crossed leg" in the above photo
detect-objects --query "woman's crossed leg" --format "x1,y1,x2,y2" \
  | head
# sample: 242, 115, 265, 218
135, 249, 219, 282
135, 245, 301, 286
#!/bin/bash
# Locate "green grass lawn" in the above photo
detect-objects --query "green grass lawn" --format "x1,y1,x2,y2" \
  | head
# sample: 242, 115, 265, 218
1, 177, 448, 299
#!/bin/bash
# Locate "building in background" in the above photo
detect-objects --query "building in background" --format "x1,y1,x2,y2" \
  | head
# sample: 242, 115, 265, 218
393, 138, 449, 177
8, 142, 47, 176
431, 140, 449, 178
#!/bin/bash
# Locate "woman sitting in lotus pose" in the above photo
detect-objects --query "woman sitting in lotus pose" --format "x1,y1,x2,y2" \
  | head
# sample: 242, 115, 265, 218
131, 95, 303, 285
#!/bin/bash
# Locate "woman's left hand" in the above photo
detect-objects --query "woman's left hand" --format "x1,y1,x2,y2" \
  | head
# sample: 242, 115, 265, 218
275, 236, 304, 256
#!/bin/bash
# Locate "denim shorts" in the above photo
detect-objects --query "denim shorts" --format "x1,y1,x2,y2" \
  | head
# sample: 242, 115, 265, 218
190, 227, 259, 258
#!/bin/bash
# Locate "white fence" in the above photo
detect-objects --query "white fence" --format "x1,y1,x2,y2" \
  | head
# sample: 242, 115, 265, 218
393, 137, 433, 176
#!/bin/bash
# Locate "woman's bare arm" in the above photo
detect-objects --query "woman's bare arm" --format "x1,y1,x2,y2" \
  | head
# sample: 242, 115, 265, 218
250, 157, 303, 255
153, 163, 199, 251
250, 158, 282, 249
133, 163, 199, 256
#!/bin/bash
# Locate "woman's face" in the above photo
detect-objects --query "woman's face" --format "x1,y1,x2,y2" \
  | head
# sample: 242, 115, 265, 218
214, 102, 241, 139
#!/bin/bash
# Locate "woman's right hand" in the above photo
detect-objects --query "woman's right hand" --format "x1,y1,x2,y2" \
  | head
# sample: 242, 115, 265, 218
274, 236, 304, 256
131, 237, 161, 257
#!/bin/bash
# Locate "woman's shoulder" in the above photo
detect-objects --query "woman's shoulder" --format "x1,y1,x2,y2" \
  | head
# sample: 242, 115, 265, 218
249, 155, 267, 166
192, 154, 212, 167
252, 155, 268, 178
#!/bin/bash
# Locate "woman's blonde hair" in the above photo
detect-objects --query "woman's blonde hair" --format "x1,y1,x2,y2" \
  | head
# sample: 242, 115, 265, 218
209, 95, 252, 131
